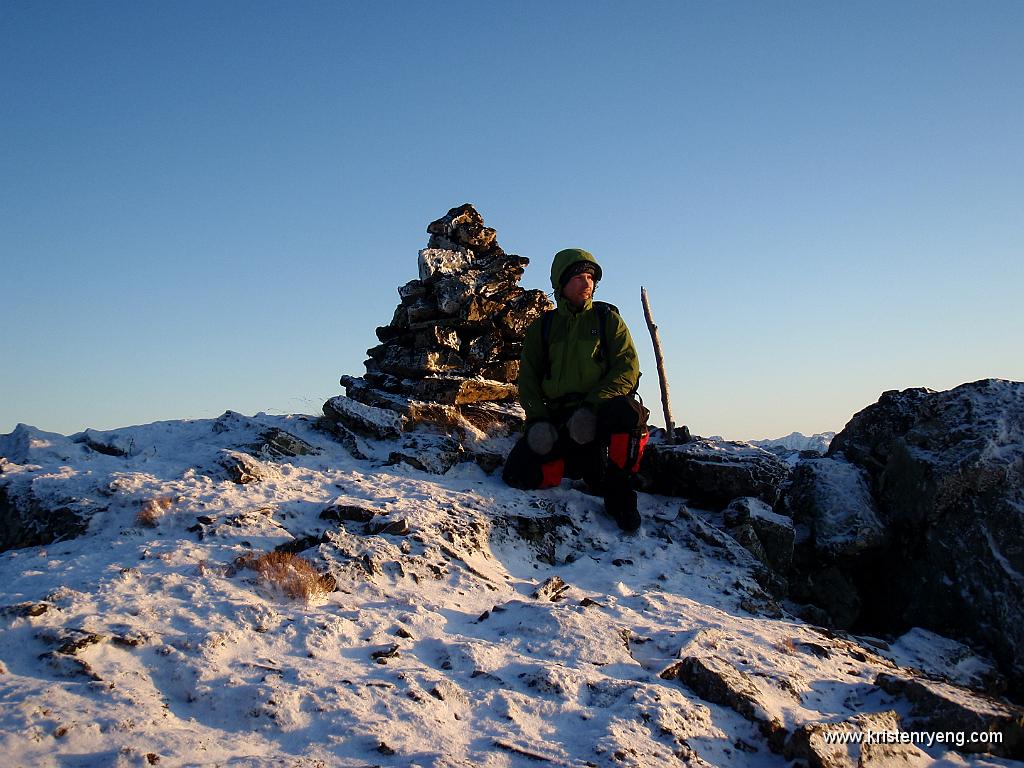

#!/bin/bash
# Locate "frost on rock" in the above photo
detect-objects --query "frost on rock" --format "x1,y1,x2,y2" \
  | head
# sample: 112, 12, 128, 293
886, 627, 1004, 693
0, 423, 88, 465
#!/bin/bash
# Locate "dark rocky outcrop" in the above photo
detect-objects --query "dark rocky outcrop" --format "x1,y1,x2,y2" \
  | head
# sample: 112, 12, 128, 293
321, 204, 551, 469
216, 450, 272, 485
786, 379, 1024, 698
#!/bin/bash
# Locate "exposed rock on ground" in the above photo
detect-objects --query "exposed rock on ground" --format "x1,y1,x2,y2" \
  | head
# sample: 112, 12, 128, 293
723, 496, 795, 579
782, 457, 888, 627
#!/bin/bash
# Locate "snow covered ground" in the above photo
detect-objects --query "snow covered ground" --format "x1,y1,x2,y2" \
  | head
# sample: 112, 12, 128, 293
0, 413, 1017, 767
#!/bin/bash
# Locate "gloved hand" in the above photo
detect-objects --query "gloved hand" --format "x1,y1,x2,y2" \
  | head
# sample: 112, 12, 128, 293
566, 406, 597, 445
526, 421, 558, 455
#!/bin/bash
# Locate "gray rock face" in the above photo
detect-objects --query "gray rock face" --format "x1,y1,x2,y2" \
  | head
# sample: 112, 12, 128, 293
322, 205, 546, 470
639, 436, 789, 511
216, 450, 272, 485
805, 379, 1024, 697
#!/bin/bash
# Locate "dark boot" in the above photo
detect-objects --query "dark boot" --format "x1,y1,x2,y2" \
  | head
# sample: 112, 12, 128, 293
604, 481, 640, 533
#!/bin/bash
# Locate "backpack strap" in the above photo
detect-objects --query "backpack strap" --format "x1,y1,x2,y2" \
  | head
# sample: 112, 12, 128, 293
540, 309, 558, 380
593, 301, 616, 374
594, 301, 640, 397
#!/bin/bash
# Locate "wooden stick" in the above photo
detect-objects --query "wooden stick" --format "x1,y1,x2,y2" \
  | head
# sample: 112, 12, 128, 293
641, 287, 676, 444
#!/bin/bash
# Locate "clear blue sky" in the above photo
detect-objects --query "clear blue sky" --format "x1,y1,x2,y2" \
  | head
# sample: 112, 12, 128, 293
2, 1, 1021, 441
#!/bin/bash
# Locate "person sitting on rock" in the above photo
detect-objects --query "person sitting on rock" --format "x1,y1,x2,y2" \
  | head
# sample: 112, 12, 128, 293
502, 248, 649, 532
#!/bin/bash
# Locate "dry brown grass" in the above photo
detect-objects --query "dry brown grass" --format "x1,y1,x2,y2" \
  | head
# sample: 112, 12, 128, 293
233, 551, 334, 602
137, 497, 173, 527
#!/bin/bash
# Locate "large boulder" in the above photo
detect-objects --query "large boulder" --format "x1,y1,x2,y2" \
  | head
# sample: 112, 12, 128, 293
817, 379, 1024, 696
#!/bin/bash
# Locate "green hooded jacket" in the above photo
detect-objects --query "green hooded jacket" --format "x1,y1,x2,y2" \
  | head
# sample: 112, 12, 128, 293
517, 248, 641, 421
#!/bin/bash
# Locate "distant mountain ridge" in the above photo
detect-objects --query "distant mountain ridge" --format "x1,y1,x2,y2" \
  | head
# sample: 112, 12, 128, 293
749, 431, 836, 455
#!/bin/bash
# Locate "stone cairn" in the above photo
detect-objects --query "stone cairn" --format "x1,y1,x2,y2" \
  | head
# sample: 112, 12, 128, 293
321, 204, 552, 465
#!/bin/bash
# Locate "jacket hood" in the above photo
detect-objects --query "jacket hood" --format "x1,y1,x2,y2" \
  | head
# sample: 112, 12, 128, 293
549, 248, 603, 293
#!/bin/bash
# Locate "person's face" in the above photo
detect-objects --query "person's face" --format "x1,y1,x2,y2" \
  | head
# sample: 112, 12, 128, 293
562, 271, 595, 308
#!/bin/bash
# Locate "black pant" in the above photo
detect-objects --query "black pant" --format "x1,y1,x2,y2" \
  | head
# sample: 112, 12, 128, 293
502, 396, 645, 530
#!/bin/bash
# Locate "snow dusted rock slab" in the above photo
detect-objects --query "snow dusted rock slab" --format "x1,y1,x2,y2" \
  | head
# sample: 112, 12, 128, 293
0, 481, 100, 552
323, 395, 405, 439
640, 436, 789, 511
73, 427, 134, 457
723, 496, 794, 575
252, 426, 319, 458
216, 449, 274, 485
782, 457, 888, 628
885, 627, 1005, 694
0, 423, 89, 465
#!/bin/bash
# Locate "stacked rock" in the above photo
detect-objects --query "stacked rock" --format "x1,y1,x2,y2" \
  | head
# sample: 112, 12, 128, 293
323, 204, 551, 444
